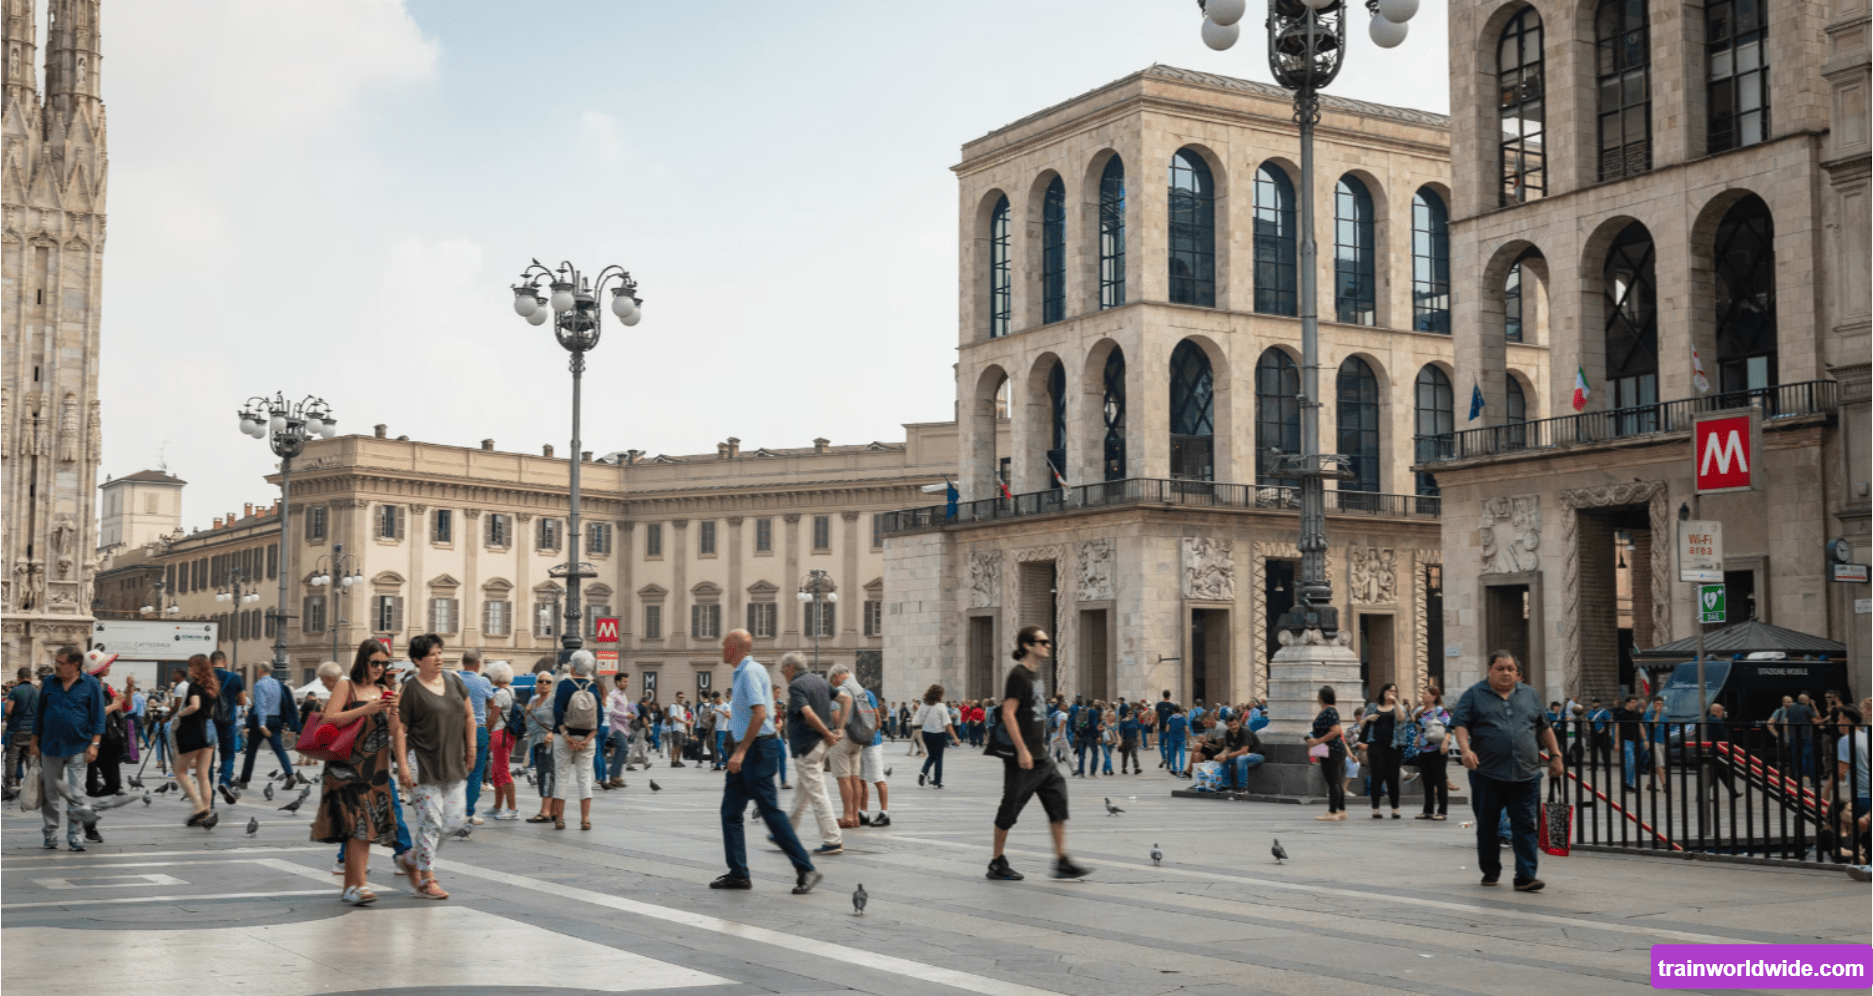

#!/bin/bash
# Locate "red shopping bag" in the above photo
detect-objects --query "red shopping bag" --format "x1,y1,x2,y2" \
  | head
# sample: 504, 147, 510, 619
1539, 778, 1571, 857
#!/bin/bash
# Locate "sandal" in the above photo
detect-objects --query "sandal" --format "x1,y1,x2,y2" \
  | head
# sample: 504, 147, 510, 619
554, 819, 566, 830
580, 821, 592, 830
413, 879, 449, 900
526, 814, 553, 823
1431, 814, 1448, 821
1414, 813, 1434, 820
342, 886, 377, 906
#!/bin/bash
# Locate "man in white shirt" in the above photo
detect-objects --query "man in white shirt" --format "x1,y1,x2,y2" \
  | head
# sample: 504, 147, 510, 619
666, 693, 691, 768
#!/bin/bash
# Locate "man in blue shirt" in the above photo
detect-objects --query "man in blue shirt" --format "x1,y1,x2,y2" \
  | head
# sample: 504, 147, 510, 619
1452, 651, 1564, 893
238, 662, 299, 787
457, 650, 495, 824
32, 646, 106, 852
208, 652, 246, 800
711, 630, 819, 896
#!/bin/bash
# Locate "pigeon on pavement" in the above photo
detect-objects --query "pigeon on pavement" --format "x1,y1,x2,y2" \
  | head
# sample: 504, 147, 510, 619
93, 791, 140, 812
267, 770, 279, 779
884, 767, 892, 778
128, 776, 144, 789
1271, 839, 1288, 865
649, 780, 662, 792
141, 792, 152, 806
1150, 843, 1162, 867
264, 783, 275, 801
853, 883, 868, 916
155, 782, 173, 795
1104, 798, 1124, 816
246, 817, 259, 836
52, 780, 101, 824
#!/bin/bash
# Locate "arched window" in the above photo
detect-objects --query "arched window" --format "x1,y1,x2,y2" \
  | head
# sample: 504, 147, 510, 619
1412, 188, 1451, 333
1102, 348, 1127, 480
1042, 178, 1066, 324
1046, 361, 1068, 484
1714, 194, 1776, 392
1605, 222, 1659, 432
1413, 366, 1454, 496
1168, 149, 1216, 307
1253, 164, 1297, 316
1504, 262, 1524, 341
1499, 7, 1545, 205
1506, 374, 1528, 449
988, 195, 1011, 338
1336, 357, 1381, 493
1334, 176, 1376, 326
1099, 156, 1126, 310
1255, 349, 1300, 487
1708, 0, 1768, 153
1597, 0, 1652, 180
1169, 341, 1215, 482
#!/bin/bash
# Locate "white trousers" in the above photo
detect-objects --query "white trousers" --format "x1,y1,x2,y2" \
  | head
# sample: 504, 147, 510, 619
408, 777, 466, 872
787, 739, 842, 846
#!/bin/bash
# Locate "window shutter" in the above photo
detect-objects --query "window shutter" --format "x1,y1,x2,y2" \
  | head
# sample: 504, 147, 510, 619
483, 600, 494, 634
395, 506, 407, 541
302, 597, 312, 633
391, 595, 405, 633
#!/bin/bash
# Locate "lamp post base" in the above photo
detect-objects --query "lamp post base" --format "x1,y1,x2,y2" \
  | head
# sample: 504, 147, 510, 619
1263, 628, 1364, 737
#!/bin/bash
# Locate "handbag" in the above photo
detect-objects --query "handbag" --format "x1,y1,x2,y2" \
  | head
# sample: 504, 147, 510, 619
1307, 742, 1329, 763
297, 695, 365, 763
1539, 778, 1572, 857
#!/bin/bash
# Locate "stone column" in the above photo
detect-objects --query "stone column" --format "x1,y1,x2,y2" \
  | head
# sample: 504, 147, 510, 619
670, 518, 689, 651
783, 514, 801, 640
725, 517, 743, 636
462, 508, 481, 646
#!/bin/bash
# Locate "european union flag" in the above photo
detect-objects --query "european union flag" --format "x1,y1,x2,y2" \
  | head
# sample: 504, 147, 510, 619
1468, 379, 1485, 422
945, 480, 959, 519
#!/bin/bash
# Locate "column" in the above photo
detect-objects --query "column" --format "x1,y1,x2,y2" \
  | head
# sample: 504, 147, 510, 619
463, 508, 481, 646
783, 514, 801, 640
726, 517, 743, 636
670, 519, 689, 651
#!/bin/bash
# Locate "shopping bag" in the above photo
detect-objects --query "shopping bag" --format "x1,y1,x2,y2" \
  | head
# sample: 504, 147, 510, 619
1539, 779, 1572, 857
19, 756, 42, 812
1307, 742, 1329, 764
1192, 760, 1223, 792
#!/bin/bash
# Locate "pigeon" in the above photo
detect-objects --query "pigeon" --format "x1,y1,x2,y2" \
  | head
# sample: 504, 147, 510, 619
52, 781, 101, 824
155, 782, 173, 795
884, 767, 892, 778
141, 792, 152, 807
263, 783, 275, 801
245, 817, 259, 836
1104, 798, 1124, 816
649, 780, 662, 792
853, 883, 868, 916
128, 776, 144, 789
201, 810, 220, 830
1150, 843, 1162, 867
296, 773, 314, 787
267, 770, 279, 779
1271, 839, 1288, 865
93, 791, 140, 812
278, 796, 306, 814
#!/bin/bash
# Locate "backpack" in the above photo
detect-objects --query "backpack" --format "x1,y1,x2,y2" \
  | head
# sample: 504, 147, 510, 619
564, 678, 599, 731
1076, 707, 1098, 737
843, 681, 878, 742
210, 684, 234, 727
506, 692, 528, 734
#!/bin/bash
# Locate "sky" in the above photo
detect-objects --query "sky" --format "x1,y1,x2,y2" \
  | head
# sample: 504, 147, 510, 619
84, 0, 1450, 529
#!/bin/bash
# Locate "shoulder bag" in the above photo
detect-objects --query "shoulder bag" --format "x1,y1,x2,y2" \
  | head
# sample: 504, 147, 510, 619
298, 683, 366, 763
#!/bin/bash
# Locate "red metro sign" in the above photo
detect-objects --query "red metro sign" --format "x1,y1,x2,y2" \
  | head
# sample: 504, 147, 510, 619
595, 617, 620, 643
1695, 413, 1753, 493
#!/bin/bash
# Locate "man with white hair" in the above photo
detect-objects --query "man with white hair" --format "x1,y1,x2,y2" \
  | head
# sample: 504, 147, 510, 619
238, 661, 299, 789
827, 663, 871, 831
458, 649, 495, 826
780, 652, 842, 855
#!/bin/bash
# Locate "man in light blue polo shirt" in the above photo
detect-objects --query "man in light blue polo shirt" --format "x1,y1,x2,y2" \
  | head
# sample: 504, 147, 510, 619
711, 630, 819, 896
238, 662, 299, 787
457, 650, 495, 824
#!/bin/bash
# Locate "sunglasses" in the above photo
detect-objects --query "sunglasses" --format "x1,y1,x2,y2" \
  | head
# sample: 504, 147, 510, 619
1031, 639, 1051, 647
369, 659, 389, 666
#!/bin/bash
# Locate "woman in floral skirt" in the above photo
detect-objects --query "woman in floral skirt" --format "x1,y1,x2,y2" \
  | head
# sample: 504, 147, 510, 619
310, 639, 403, 906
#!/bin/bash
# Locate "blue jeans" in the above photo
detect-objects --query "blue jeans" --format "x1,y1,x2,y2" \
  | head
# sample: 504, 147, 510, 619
334, 776, 412, 863
606, 729, 631, 775
778, 745, 788, 784
239, 719, 295, 784
721, 737, 812, 881
1101, 742, 1114, 774
215, 722, 239, 786
1469, 771, 1541, 882
1166, 736, 1187, 774
1075, 738, 1097, 775
594, 726, 608, 781
465, 726, 490, 816
649, 725, 661, 753
714, 730, 729, 769
1223, 753, 1265, 789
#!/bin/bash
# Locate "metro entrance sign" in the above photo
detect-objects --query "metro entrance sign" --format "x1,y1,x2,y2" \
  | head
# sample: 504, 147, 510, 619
1694, 411, 1756, 493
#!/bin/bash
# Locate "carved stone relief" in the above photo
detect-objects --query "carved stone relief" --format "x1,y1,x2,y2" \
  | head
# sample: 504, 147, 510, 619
1076, 539, 1114, 602
1479, 495, 1541, 575
57, 392, 77, 463
968, 549, 1001, 609
1182, 537, 1234, 601
1349, 546, 1397, 604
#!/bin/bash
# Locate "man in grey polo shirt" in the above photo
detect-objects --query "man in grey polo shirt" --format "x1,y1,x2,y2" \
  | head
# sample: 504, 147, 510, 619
1452, 650, 1564, 893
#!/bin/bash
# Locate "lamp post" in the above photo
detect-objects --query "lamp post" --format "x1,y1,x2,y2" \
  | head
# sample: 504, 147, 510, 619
796, 570, 839, 671
310, 544, 364, 669
511, 259, 642, 659
236, 393, 338, 673
140, 579, 182, 618
1197, 0, 1419, 641
215, 566, 263, 682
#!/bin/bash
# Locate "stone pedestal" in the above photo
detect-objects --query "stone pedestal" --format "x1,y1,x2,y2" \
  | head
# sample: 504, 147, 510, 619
1263, 627, 1365, 736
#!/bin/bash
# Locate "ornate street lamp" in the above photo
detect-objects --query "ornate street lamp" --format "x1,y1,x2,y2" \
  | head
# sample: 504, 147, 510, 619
796, 570, 838, 671
310, 543, 364, 671
140, 579, 182, 617
512, 260, 640, 657
215, 565, 264, 680
236, 393, 337, 672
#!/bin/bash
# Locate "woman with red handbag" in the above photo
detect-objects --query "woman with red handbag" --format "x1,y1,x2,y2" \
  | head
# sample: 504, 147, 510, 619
309, 639, 405, 907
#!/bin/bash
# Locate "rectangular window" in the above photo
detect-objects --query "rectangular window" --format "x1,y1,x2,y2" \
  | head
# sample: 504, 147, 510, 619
747, 602, 777, 639
804, 601, 836, 638
584, 604, 612, 640
812, 515, 831, 552
645, 523, 663, 558
378, 504, 399, 540
864, 599, 882, 637
487, 513, 509, 547
587, 522, 612, 555
699, 520, 717, 556
871, 514, 884, 549
430, 597, 458, 635
643, 604, 662, 640
483, 599, 510, 637
374, 594, 403, 632
539, 518, 560, 551
302, 595, 326, 634
305, 505, 328, 541
754, 518, 772, 553
691, 603, 722, 639
533, 600, 558, 639
432, 509, 453, 544
267, 544, 278, 579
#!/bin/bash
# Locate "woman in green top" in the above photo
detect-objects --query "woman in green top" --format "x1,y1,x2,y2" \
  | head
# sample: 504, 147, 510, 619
393, 634, 473, 900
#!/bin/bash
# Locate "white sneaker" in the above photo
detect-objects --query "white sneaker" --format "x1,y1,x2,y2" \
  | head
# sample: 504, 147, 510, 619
494, 809, 520, 821
469, 815, 485, 825
331, 862, 344, 875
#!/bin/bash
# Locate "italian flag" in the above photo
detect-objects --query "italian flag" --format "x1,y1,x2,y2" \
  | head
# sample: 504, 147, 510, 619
1572, 366, 1590, 412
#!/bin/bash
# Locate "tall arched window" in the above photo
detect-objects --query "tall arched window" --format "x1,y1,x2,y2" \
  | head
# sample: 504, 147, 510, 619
1255, 349, 1300, 487
1102, 348, 1127, 480
1042, 177, 1067, 324
1505, 374, 1528, 449
1334, 176, 1376, 325
1499, 6, 1545, 205
1413, 366, 1454, 496
988, 195, 1011, 338
1336, 357, 1381, 493
1605, 222, 1659, 431
1708, 0, 1768, 153
1504, 262, 1524, 342
1168, 149, 1216, 307
1046, 361, 1067, 483
1412, 188, 1451, 333
1099, 156, 1126, 310
1714, 194, 1776, 392
1169, 341, 1215, 482
1597, 0, 1652, 180
1253, 164, 1297, 316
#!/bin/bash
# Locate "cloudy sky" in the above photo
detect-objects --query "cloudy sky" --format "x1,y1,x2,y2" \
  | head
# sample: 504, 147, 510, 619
86, 0, 1448, 528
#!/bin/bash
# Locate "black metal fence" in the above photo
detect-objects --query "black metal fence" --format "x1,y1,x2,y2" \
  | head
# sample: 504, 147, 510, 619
1417, 379, 1839, 465
880, 477, 1439, 536
1553, 717, 1867, 866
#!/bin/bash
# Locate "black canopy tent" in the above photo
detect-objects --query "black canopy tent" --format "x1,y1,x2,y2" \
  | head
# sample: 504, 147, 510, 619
1633, 619, 1848, 662
1633, 619, 1851, 723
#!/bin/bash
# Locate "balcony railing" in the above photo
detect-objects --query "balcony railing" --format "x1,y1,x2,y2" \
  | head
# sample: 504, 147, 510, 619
1415, 379, 1838, 465
880, 477, 1439, 536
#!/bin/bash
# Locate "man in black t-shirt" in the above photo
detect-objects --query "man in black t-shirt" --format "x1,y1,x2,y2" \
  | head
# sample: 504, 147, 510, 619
1155, 691, 1177, 770
988, 627, 1088, 883
1611, 696, 1643, 789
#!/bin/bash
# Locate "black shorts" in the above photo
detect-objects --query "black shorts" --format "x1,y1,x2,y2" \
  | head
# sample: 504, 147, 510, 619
994, 756, 1069, 830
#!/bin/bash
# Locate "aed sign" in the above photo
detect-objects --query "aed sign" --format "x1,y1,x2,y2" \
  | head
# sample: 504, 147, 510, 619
1679, 520, 1724, 583
1698, 584, 1725, 624
595, 616, 620, 643
1694, 412, 1754, 493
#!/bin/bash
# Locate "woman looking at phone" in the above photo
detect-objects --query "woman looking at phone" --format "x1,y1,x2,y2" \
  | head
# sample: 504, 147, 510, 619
310, 639, 405, 906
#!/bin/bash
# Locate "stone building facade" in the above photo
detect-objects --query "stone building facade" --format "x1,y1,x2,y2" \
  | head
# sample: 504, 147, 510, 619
885, 67, 1459, 709
2, 0, 108, 668
98, 469, 185, 553
1428, 0, 1871, 702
